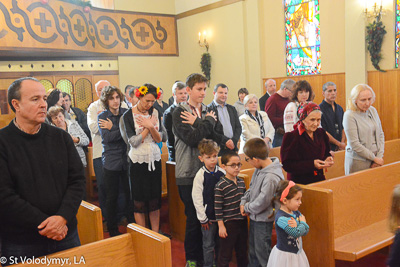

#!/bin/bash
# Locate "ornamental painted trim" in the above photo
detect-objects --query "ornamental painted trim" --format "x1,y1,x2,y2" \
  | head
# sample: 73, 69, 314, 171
0, 0, 178, 56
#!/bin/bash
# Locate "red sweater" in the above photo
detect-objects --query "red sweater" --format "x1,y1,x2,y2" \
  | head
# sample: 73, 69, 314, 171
265, 93, 290, 129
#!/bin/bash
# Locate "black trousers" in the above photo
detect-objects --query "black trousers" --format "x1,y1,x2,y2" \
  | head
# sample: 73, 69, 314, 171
178, 184, 203, 263
103, 168, 130, 234
218, 219, 248, 267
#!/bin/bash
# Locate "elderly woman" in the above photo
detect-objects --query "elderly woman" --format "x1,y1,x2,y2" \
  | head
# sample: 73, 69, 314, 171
343, 84, 384, 174
283, 80, 313, 132
233, 87, 249, 117
239, 94, 275, 153
47, 106, 89, 167
281, 102, 334, 184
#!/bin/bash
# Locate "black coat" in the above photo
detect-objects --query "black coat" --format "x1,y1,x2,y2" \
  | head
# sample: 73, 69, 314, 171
259, 93, 270, 112
207, 101, 242, 155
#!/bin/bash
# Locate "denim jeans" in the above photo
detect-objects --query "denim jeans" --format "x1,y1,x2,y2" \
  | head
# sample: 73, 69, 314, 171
103, 168, 130, 235
248, 220, 273, 267
272, 132, 283, 148
178, 184, 203, 263
1, 228, 80, 266
201, 222, 218, 267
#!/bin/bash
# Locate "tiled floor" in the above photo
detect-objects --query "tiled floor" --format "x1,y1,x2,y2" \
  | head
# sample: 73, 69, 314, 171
90, 197, 389, 267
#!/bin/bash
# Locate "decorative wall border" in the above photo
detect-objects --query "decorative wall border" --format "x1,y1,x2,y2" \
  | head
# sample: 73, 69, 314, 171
0, 0, 178, 56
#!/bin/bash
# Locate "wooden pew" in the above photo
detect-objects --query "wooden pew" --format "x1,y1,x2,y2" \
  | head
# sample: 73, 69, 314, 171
77, 201, 103, 245
166, 161, 186, 242
300, 162, 400, 267
16, 223, 171, 267
161, 153, 169, 198
383, 138, 400, 164
86, 147, 96, 199
325, 138, 400, 179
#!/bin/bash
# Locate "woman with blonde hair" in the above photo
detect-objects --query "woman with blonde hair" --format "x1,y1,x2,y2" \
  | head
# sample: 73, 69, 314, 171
239, 94, 275, 153
343, 84, 384, 175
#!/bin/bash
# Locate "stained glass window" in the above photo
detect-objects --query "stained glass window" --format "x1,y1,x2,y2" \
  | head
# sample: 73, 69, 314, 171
396, 0, 400, 68
284, 0, 321, 76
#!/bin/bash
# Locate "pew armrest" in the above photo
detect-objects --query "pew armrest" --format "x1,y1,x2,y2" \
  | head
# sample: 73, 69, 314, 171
77, 200, 103, 245
127, 223, 172, 267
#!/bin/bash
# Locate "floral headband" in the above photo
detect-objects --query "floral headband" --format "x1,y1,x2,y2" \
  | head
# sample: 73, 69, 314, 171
135, 85, 162, 99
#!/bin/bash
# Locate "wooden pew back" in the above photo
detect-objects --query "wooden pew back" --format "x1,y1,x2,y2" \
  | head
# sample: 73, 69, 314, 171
16, 223, 171, 267
310, 162, 400, 238
324, 150, 345, 180
325, 138, 400, 180
161, 153, 168, 197
384, 138, 400, 164
166, 161, 186, 242
300, 186, 335, 267
77, 201, 103, 245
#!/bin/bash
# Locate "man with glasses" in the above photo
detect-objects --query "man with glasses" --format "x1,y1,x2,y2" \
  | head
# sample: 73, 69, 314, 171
265, 79, 295, 147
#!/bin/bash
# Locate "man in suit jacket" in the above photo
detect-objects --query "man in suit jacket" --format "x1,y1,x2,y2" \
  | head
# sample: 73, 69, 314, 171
62, 92, 91, 140
207, 83, 242, 156
259, 79, 277, 111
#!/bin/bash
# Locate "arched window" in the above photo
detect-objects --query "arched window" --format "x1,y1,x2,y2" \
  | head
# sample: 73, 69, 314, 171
75, 78, 93, 113
56, 79, 74, 103
39, 79, 54, 92
284, 0, 321, 76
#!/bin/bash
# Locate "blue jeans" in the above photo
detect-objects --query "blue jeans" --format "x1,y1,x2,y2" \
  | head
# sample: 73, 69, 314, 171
248, 220, 273, 267
201, 222, 218, 267
1, 228, 80, 266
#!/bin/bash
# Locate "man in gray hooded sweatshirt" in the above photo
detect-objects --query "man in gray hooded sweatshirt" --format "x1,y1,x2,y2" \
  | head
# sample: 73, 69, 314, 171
240, 138, 284, 267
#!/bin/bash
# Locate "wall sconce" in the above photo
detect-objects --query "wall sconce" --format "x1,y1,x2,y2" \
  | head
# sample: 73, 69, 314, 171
198, 31, 209, 52
364, 0, 385, 20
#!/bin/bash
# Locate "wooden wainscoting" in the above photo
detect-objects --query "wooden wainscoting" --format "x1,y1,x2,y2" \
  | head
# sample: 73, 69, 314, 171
368, 69, 400, 140
264, 73, 346, 110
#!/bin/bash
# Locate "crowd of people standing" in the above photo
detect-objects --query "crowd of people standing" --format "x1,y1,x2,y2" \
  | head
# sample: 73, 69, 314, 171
0, 73, 390, 267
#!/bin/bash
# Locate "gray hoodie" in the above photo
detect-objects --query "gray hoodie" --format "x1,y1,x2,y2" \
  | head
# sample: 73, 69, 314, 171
240, 157, 284, 222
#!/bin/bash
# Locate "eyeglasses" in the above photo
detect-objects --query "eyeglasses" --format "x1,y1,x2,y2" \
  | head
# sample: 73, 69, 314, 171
226, 163, 242, 168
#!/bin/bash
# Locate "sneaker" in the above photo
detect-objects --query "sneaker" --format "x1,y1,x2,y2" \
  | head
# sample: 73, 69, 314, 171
185, 260, 197, 267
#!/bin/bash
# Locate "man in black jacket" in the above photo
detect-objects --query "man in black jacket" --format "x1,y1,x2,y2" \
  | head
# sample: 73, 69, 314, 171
163, 81, 188, 161
259, 79, 277, 111
0, 77, 85, 266
207, 83, 241, 156
63, 92, 91, 140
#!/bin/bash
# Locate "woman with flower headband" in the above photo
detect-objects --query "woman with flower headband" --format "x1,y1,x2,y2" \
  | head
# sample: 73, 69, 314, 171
122, 83, 167, 232
280, 102, 334, 184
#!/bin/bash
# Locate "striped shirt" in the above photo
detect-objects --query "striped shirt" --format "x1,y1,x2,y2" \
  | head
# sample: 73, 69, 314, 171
214, 176, 246, 222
